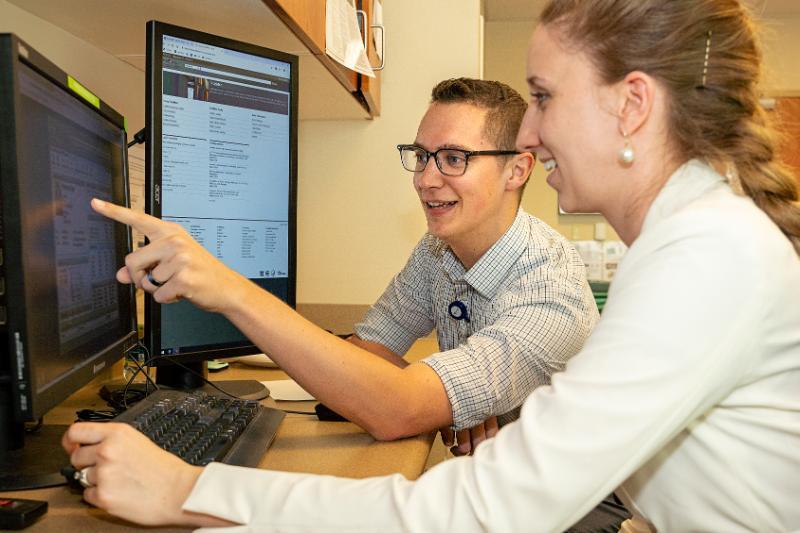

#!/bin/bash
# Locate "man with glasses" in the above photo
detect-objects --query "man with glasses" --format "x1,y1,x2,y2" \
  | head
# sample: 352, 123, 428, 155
87, 78, 597, 454
349, 78, 597, 452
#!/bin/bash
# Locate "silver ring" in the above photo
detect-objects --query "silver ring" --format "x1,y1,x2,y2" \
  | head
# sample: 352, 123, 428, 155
146, 270, 164, 287
76, 467, 93, 489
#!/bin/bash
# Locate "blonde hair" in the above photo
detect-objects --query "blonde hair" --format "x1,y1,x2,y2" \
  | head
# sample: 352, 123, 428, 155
541, 0, 800, 254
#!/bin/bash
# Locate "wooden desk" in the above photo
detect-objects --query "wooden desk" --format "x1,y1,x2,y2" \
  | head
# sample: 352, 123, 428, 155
0, 338, 439, 531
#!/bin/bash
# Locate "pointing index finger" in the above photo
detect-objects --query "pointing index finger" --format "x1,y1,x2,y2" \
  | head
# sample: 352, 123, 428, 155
92, 198, 167, 238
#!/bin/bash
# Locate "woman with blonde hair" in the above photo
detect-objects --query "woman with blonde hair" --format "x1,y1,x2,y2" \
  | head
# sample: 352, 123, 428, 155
65, 0, 800, 530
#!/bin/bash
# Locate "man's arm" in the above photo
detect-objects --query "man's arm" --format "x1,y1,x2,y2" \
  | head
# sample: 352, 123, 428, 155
346, 335, 409, 369
94, 200, 448, 440
350, 329, 499, 455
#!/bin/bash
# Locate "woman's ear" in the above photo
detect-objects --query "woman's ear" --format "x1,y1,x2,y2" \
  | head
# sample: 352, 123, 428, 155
617, 70, 656, 136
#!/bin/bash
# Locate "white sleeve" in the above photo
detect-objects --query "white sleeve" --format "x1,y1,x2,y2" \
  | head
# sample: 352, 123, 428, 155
185, 211, 765, 532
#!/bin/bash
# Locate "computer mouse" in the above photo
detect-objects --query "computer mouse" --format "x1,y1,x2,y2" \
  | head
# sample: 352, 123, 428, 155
314, 403, 349, 422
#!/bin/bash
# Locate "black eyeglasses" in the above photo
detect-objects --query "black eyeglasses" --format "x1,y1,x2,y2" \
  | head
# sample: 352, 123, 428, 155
397, 144, 520, 177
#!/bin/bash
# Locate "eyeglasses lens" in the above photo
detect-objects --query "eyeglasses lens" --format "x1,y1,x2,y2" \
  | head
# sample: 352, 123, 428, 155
401, 147, 427, 172
436, 150, 467, 176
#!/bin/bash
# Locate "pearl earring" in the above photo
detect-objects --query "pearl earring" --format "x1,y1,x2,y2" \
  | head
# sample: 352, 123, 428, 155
618, 132, 635, 166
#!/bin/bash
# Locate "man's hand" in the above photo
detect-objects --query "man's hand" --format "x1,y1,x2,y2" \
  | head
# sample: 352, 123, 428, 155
440, 416, 499, 456
92, 198, 249, 313
61, 422, 233, 527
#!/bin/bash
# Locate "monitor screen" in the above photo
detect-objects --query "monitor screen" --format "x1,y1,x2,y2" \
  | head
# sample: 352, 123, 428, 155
0, 33, 137, 489
145, 22, 297, 368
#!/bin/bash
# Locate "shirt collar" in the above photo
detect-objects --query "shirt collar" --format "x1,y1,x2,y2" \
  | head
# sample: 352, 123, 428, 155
435, 209, 528, 298
640, 159, 727, 235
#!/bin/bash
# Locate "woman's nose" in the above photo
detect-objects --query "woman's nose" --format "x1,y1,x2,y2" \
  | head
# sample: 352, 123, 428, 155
515, 104, 541, 153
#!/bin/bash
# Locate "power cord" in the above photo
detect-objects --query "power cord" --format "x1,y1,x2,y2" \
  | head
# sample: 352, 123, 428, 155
136, 354, 246, 401
126, 127, 146, 148
24, 417, 43, 433
75, 409, 118, 422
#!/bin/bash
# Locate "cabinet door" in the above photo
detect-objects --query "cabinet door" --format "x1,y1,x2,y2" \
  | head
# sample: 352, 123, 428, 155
772, 97, 800, 185
357, 0, 381, 116
265, 0, 380, 116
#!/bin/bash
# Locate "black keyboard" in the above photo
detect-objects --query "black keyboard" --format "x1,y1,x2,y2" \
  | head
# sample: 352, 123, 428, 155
113, 389, 285, 467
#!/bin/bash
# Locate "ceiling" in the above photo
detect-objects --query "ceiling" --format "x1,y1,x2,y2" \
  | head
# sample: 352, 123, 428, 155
484, 0, 800, 21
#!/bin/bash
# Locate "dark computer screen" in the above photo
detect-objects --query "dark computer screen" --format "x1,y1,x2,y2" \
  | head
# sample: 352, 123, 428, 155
0, 33, 137, 489
145, 22, 298, 375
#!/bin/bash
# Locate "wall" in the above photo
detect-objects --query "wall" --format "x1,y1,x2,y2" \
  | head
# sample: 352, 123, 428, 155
761, 17, 800, 96
0, 0, 145, 133
296, 0, 483, 305
483, 19, 618, 242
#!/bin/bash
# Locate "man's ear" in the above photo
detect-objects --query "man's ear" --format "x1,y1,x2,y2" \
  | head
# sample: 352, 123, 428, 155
617, 70, 655, 136
505, 152, 534, 192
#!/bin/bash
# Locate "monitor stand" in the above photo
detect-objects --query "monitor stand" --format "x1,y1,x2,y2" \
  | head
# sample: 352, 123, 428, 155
0, 421, 70, 491
99, 361, 269, 402
157, 362, 269, 400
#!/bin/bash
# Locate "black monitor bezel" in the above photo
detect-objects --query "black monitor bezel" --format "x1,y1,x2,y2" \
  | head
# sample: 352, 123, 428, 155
144, 21, 299, 365
0, 33, 138, 421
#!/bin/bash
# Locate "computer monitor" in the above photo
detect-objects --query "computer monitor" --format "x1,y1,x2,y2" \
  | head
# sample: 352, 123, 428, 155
144, 22, 298, 392
0, 33, 138, 490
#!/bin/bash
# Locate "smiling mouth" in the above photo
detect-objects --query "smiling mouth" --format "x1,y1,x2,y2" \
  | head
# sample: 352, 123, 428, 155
425, 201, 458, 208
542, 159, 558, 172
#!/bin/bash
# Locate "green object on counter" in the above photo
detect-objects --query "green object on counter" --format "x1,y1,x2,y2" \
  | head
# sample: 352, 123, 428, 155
589, 281, 609, 313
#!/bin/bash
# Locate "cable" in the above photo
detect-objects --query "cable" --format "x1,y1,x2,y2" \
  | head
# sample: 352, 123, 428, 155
107, 343, 159, 410
124, 345, 158, 403
126, 128, 146, 148
75, 409, 118, 422
24, 417, 44, 433
140, 354, 246, 401
278, 409, 317, 415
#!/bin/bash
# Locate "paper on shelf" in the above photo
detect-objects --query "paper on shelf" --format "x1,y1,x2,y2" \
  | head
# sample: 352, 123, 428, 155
326, 0, 375, 78
262, 379, 315, 401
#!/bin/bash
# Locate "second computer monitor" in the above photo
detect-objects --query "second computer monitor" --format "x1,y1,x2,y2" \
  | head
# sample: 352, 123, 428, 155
145, 21, 298, 380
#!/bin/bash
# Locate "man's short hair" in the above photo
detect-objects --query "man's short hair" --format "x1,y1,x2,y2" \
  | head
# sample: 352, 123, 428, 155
430, 78, 527, 151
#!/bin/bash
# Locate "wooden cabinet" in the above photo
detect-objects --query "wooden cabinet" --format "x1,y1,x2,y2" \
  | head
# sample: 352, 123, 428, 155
770, 97, 800, 184
264, 0, 381, 117
357, 0, 381, 116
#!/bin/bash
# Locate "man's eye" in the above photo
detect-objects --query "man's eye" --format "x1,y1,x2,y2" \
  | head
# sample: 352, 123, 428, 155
444, 153, 466, 166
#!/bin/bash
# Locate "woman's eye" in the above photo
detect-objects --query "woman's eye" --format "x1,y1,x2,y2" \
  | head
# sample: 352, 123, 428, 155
531, 91, 550, 106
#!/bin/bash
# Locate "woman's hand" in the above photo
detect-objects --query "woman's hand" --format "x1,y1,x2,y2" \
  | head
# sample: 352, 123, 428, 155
92, 198, 251, 313
62, 422, 232, 527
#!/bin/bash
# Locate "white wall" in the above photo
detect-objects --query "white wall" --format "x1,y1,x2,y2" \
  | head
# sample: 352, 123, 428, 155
0, 0, 145, 132
0, 0, 483, 307
761, 17, 800, 95
296, 0, 483, 304
483, 19, 617, 241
